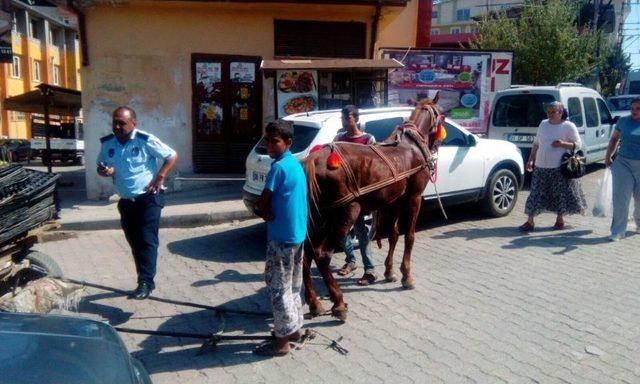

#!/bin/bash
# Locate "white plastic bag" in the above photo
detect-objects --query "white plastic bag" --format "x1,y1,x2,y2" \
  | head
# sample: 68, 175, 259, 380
593, 168, 613, 217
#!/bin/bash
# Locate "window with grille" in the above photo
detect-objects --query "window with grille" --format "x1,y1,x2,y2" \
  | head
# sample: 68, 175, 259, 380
274, 20, 366, 58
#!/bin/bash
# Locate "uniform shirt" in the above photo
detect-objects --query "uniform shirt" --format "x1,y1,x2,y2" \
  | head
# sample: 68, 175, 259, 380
615, 115, 640, 160
264, 150, 307, 244
97, 129, 176, 199
334, 131, 376, 145
533, 119, 581, 168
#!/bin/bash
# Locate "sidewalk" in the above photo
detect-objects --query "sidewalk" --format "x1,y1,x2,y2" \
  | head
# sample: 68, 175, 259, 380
50, 165, 256, 231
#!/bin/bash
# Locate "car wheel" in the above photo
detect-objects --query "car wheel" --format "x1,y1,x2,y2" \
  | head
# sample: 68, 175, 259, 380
482, 168, 518, 217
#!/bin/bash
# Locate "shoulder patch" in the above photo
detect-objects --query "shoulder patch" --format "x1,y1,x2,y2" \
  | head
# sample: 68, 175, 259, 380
136, 132, 150, 141
100, 134, 114, 143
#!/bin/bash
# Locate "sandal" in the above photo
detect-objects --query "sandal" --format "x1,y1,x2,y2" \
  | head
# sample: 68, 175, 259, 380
269, 329, 302, 342
357, 272, 378, 286
337, 262, 357, 276
518, 222, 534, 232
252, 341, 289, 357
552, 221, 565, 230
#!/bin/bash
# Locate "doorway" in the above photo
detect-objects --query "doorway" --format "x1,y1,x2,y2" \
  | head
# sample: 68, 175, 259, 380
191, 53, 262, 173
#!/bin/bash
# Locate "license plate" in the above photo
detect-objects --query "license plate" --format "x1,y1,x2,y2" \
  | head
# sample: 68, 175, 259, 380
509, 134, 534, 143
252, 171, 265, 183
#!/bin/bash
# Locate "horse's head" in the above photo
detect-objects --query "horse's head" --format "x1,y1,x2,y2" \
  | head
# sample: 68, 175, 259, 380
406, 95, 444, 150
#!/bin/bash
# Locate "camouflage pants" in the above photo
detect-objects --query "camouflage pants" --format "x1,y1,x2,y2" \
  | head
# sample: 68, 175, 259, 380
265, 240, 304, 338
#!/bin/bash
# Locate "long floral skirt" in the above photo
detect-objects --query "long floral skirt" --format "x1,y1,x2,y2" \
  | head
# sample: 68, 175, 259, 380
525, 167, 587, 216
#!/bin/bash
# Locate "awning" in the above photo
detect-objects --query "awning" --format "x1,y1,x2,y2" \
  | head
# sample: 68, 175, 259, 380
261, 58, 404, 71
3, 84, 81, 116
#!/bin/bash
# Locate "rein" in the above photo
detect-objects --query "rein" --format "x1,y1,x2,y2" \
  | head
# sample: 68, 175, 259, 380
323, 128, 433, 210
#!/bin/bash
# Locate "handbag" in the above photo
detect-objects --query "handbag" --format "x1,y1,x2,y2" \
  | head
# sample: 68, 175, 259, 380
560, 143, 586, 179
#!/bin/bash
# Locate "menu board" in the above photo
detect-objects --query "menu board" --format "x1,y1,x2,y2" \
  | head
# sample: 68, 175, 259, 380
276, 70, 318, 118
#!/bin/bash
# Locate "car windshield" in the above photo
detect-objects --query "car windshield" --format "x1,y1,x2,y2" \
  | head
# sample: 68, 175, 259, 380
254, 124, 320, 155
607, 97, 635, 111
492, 94, 556, 127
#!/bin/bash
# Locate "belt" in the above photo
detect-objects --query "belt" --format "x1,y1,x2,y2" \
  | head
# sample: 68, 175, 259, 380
120, 189, 164, 203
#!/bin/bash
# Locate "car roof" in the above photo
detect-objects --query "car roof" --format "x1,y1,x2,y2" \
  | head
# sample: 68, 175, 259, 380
283, 106, 414, 125
498, 84, 601, 97
0, 312, 138, 384
607, 94, 640, 99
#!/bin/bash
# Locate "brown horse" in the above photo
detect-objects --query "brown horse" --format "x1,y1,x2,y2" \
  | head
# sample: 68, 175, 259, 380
302, 97, 442, 321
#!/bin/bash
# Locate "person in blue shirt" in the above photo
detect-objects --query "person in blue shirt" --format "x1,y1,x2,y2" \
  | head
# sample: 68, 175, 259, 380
605, 98, 640, 241
253, 120, 307, 357
97, 106, 177, 299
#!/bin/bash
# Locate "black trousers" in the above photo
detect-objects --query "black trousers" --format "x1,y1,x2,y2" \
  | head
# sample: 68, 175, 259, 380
117, 191, 164, 289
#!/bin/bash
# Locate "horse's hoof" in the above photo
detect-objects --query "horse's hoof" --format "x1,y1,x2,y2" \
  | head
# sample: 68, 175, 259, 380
309, 302, 325, 317
384, 272, 397, 283
401, 278, 415, 290
331, 306, 348, 323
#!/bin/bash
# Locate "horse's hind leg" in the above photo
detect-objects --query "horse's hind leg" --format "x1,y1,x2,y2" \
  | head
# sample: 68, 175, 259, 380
384, 218, 400, 283
302, 241, 324, 316
400, 194, 422, 290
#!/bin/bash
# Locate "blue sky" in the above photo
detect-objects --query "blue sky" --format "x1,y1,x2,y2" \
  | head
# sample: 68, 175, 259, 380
624, 2, 640, 69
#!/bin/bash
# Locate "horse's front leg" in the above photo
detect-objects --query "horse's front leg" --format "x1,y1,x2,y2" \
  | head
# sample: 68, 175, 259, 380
384, 218, 400, 283
315, 246, 347, 322
400, 194, 422, 290
302, 240, 324, 316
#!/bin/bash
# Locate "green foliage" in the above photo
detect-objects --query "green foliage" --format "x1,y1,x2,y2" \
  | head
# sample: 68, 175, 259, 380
471, 0, 598, 85
598, 43, 631, 97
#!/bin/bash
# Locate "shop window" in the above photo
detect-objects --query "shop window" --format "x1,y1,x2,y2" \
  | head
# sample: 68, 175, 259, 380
274, 20, 366, 59
451, 27, 461, 34
11, 56, 20, 78
32, 59, 41, 82
317, 70, 387, 110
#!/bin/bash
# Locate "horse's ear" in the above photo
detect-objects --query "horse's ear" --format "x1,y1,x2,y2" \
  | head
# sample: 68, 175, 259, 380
432, 91, 439, 105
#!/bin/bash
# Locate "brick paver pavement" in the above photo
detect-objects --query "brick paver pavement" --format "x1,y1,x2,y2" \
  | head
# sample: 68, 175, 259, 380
35, 165, 640, 383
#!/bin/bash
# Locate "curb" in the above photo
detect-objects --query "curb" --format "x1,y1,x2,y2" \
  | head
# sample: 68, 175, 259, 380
60, 209, 257, 231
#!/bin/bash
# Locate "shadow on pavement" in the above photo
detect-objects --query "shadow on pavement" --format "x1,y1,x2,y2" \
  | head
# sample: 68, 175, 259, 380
167, 222, 265, 262
78, 291, 134, 326
191, 269, 263, 287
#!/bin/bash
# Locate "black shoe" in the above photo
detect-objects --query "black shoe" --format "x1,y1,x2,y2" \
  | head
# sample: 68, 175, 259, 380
131, 282, 153, 300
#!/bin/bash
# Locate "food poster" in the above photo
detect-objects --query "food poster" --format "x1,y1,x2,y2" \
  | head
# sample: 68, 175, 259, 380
197, 101, 223, 137
276, 70, 318, 118
195, 62, 222, 99
382, 49, 490, 133
230, 62, 256, 83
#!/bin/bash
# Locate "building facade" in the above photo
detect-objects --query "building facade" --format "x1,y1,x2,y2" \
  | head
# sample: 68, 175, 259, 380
0, 0, 81, 139
430, 0, 630, 48
73, 0, 436, 199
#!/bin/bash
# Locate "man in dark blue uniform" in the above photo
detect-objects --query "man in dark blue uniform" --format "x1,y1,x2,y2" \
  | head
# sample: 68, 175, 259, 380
97, 106, 178, 299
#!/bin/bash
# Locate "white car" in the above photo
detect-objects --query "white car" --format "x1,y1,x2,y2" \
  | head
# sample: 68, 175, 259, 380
243, 107, 524, 218
607, 94, 640, 119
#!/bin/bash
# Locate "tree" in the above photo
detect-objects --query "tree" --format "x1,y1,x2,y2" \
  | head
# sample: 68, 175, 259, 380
470, 0, 598, 85
598, 43, 631, 97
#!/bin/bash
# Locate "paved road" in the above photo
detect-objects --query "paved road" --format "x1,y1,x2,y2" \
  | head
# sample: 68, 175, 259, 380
35, 165, 640, 383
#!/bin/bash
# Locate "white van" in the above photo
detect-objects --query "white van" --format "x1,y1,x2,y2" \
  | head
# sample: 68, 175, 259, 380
488, 83, 616, 164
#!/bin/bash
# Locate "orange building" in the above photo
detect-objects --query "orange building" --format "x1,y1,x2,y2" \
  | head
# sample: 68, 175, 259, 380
0, 0, 81, 139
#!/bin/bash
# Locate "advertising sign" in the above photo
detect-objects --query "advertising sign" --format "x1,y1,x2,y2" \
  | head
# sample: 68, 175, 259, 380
230, 62, 255, 83
276, 70, 318, 118
381, 49, 512, 133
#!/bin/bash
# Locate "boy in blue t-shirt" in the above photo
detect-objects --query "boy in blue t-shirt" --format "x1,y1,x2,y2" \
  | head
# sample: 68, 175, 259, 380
253, 120, 307, 356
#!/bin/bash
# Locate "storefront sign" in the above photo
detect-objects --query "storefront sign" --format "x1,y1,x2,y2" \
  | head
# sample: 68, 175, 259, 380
383, 49, 491, 133
276, 70, 318, 118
